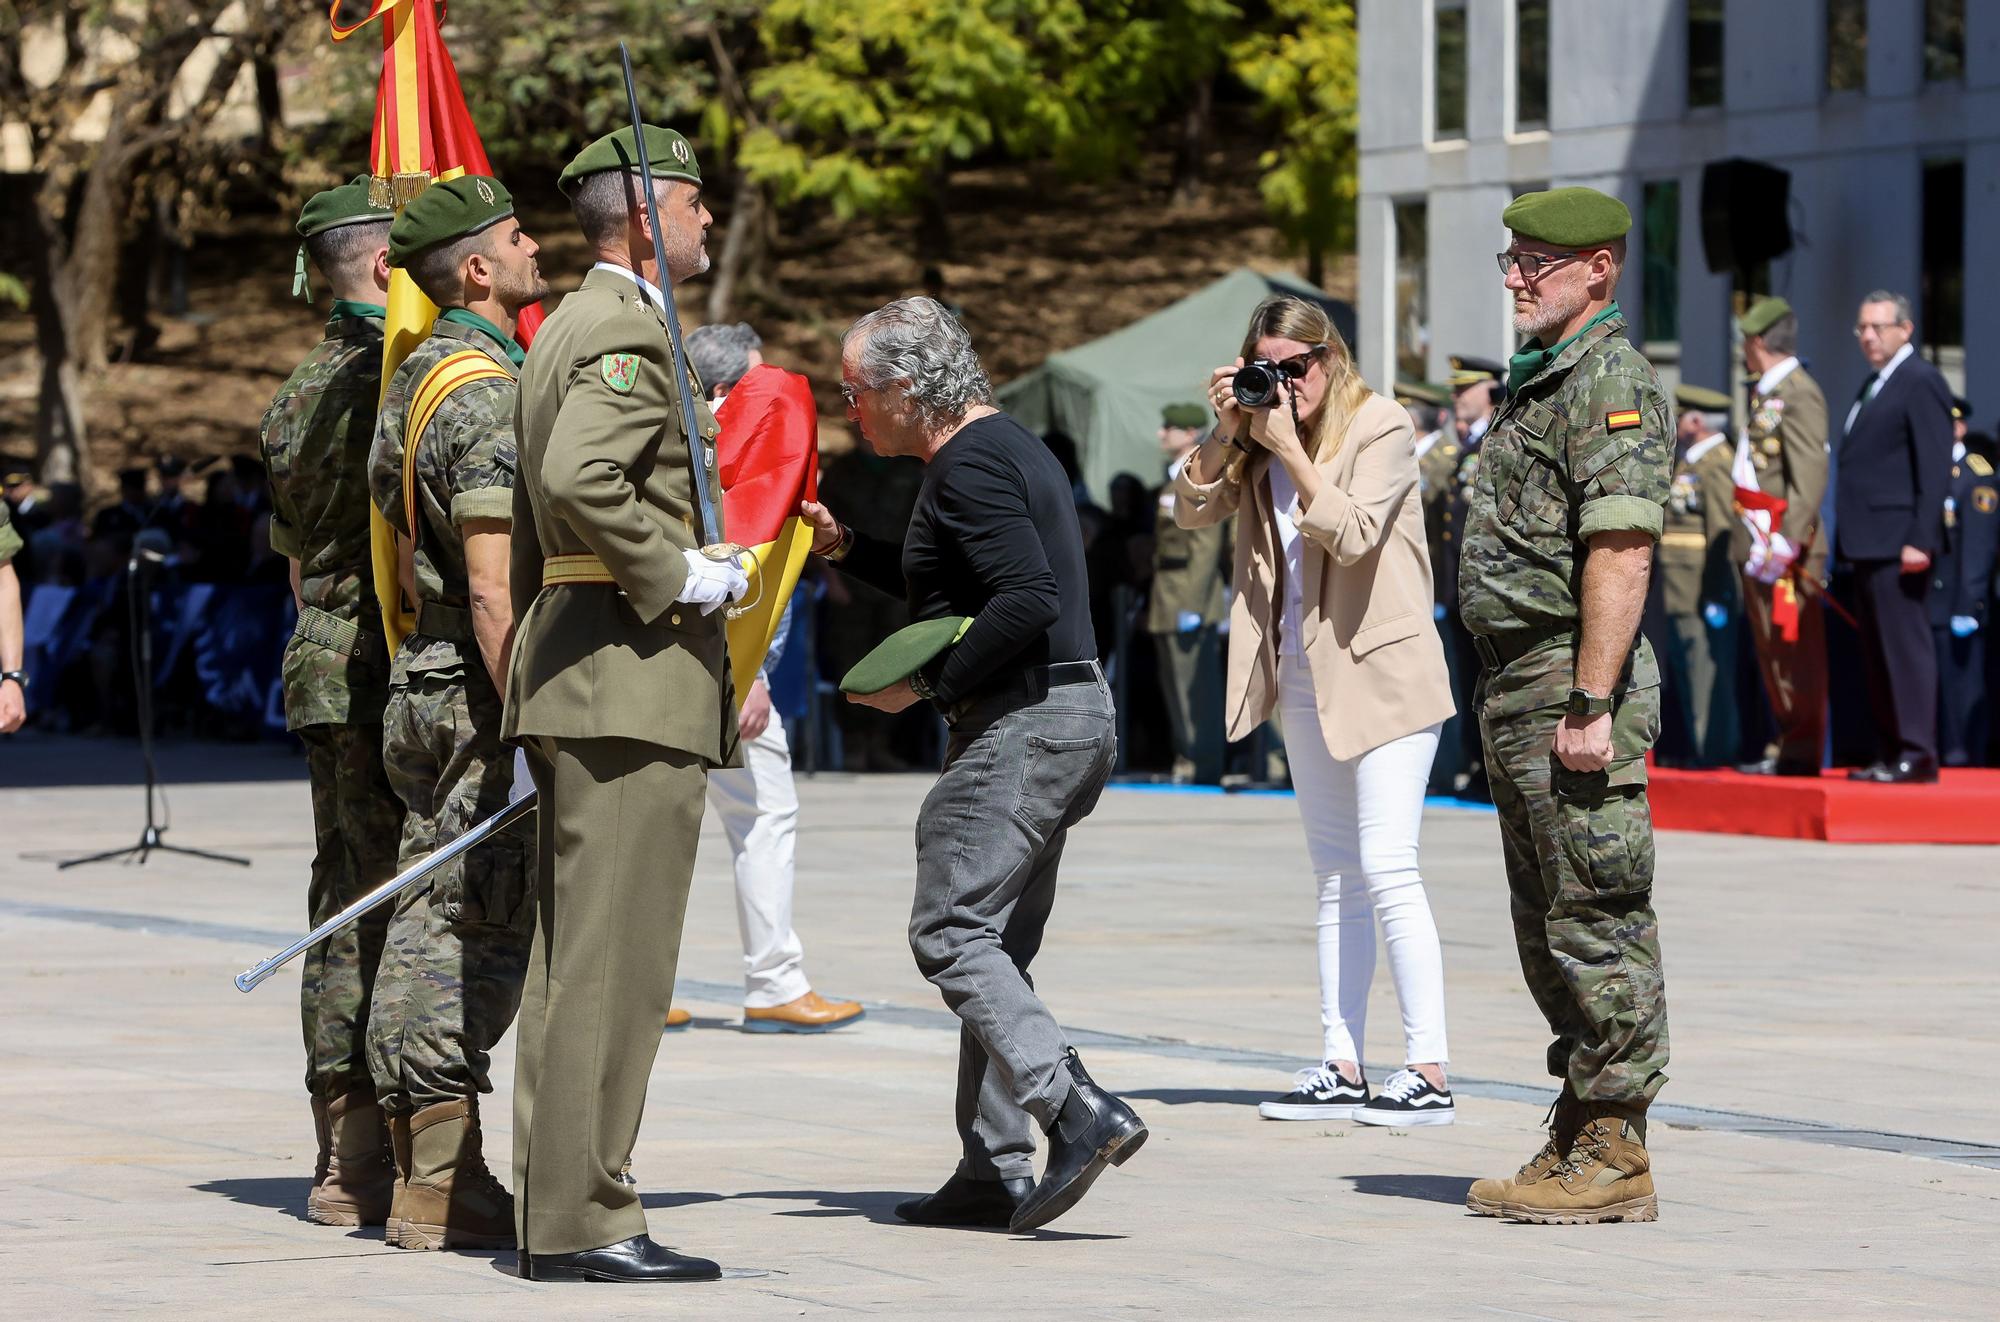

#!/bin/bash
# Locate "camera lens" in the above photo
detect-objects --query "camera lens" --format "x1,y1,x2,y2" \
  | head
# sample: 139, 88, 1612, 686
1232, 362, 1279, 409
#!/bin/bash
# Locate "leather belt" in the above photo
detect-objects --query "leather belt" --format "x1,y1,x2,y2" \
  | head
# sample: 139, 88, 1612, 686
1470, 627, 1571, 672
542, 552, 615, 586
943, 659, 1104, 725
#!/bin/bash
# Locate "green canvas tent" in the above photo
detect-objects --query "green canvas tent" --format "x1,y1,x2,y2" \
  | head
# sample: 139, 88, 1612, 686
996, 268, 1356, 502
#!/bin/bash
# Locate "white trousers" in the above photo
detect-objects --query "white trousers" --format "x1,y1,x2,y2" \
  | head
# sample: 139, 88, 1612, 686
705, 710, 811, 1008
1276, 653, 1449, 1068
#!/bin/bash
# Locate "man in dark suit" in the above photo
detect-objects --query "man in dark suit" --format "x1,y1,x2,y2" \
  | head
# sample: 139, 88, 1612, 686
1835, 290, 1955, 782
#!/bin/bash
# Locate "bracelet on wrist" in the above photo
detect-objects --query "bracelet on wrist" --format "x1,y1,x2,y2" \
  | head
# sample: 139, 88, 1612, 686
823, 523, 855, 563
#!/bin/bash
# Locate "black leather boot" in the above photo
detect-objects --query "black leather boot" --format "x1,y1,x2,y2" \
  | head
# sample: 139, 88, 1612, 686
895, 1172, 1034, 1228
521, 1234, 720, 1283
1009, 1048, 1147, 1233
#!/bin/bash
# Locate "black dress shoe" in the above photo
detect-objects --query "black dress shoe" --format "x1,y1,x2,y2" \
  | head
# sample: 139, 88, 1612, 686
1875, 757, 1939, 784
1010, 1048, 1147, 1233
895, 1173, 1034, 1227
522, 1234, 720, 1283
1847, 763, 1890, 782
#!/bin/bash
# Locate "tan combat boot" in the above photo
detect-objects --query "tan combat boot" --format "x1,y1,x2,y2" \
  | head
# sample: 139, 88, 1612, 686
388, 1096, 517, 1250
1466, 1088, 1582, 1216
1499, 1109, 1658, 1225
308, 1085, 395, 1226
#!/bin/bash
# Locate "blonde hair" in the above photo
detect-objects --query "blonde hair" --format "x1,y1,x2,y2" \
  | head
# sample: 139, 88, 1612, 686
1238, 296, 1371, 463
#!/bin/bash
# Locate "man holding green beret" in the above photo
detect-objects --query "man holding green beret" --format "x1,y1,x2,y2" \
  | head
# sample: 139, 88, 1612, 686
256, 174, 404, 1231
1460, 186, 1671, 1224
362, 174, 547, 1253
503, 124, 745, 1284
1148, 401, 1228, 784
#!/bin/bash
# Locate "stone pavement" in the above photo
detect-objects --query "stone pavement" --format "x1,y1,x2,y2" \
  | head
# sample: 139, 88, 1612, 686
2, 736, 1996, 1318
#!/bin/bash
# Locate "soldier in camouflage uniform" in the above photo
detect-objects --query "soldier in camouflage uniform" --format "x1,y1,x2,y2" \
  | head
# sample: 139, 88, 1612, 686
257, 177, 403, 1229
363, 176, 547, 1251
1457, 189, 1671, 1225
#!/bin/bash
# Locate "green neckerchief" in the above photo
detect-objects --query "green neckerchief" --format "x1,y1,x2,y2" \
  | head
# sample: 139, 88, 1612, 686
326, 299, 386, 330
1507, 301, 1622, 394
439, 307, 526, 368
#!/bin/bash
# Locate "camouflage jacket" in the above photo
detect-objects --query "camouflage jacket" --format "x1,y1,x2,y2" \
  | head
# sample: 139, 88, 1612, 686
258, 305, 390, 729
1457, 311, 1670, 713
369, 313, 520, 680
0, 498, 21, 566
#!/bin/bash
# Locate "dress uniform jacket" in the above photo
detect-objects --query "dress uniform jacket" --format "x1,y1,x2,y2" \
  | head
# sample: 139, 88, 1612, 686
1736, 362, 1830, 579
1661, 436, 1738, 619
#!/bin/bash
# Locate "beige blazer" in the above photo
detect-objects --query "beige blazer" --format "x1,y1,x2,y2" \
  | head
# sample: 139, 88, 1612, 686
1174, 392, 1454, 761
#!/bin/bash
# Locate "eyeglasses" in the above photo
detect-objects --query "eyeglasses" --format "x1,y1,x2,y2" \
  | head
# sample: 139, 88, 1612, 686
1852, 320, 1905, 338
839, 381, 872, 407
1496, 250, 1580, 278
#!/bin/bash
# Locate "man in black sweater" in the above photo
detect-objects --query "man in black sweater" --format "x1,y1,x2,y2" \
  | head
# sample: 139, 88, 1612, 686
803, 296, 1147, 1234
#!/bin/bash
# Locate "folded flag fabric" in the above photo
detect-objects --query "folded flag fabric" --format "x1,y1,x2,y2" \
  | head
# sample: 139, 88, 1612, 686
715, 363, 820, 702
841, 617, 973, 696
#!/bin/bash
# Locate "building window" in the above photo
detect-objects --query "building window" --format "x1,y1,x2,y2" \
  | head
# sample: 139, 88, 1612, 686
1687, 2, 1724, 109
1641, 181, 1680, 347
1826, 0, 1867, 93
1393, 200, 1430, 382
1921, 160, 1964, 355
1516, 0, 1549, 130
1924, 0, 1965, 83
1435, 0, 1468, 140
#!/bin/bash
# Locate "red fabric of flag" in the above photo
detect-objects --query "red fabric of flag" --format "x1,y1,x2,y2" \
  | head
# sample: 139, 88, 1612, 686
715, 364, 821, 701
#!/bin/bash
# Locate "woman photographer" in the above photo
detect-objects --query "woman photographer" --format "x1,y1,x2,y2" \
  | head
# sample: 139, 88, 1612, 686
1175, 296, 1456, 1126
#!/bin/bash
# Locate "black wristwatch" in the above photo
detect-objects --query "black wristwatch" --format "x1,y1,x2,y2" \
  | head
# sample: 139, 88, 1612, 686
1565, 687, 1613, 718
907, 663, 938, 702
0, 670, 26, 692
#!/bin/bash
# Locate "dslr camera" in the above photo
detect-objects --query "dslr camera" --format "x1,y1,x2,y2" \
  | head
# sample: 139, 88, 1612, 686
1231, 358, 1290, 410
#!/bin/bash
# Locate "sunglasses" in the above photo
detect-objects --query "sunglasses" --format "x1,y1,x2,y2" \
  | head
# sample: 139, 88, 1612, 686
1270, 347, 1329, 380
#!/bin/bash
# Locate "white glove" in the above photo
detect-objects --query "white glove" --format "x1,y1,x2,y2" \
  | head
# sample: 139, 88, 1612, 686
676, 547, 750, 615
1748, 533, 1796, 585
510, 746, 535, 804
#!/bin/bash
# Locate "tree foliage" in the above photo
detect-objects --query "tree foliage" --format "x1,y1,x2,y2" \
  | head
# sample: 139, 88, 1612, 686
1229, 0, 1359, 285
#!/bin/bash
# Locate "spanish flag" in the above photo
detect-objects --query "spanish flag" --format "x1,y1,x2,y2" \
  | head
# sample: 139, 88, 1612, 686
714, 364, 820, 701
330, 0, 543, 649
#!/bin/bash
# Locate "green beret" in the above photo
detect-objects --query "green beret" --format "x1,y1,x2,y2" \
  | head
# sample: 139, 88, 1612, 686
388, 175, 515, 268
1161, 402, 1208, 429
1393, 381, 1447, 408
1738, 296, 1793, 338
840, 616, 972, 696
558, 125, 702, 197
296, 174, 392, 238
1674, 383, 1733, 413
1503, 186, 1632, 248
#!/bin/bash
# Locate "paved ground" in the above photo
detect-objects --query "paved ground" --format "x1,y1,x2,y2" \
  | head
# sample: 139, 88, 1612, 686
2, 734, 1996, 1318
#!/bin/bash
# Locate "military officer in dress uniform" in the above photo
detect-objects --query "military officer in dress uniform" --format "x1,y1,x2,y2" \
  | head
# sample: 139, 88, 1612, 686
1931, 408, 1998, 766
1735, 296, 1830, 776
1148, 402, 1229, 784
1657, 384, 1740, 767
256, 177, 403, 1229
364, 176, 547, 1252
503, 124, 747, 1284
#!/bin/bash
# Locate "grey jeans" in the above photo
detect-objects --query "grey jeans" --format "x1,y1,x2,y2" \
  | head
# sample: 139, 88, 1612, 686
909, 671, 1117, 1181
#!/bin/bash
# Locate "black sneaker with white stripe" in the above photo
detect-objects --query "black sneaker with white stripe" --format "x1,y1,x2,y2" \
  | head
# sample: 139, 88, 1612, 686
1351, 1067, 1455, 1126
1258, 1063, 1369, 1120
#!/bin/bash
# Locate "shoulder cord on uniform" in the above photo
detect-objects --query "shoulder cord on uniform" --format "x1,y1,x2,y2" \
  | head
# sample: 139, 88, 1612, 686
402, 350, 513, 569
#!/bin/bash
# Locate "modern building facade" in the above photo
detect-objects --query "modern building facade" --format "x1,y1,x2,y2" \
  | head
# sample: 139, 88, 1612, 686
1356, 0, 1993, 408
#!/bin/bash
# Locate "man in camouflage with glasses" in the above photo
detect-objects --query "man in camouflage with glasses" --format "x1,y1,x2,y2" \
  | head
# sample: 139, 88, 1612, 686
1458, 187, 1672, 1226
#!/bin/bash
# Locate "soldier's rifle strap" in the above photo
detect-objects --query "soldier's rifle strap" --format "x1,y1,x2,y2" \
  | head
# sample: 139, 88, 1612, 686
402, 350, 513, 567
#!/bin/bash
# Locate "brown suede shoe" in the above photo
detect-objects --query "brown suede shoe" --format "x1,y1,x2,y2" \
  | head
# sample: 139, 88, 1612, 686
1466, 1089, 1581, 1217
1499, 1112, 1658, 1225
308, 1085, 395, 1227
387, 1096, 517, 1250
664, 1006, 692, 1031
742, 989, 865, 1034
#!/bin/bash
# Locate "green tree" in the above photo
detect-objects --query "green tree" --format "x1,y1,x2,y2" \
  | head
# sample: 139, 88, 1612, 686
1230, 0, 1358, 287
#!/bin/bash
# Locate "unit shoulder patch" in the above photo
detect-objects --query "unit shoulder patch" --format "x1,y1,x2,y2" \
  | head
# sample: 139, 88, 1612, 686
1976, 486, 1998, 515
601, 353, 641, 394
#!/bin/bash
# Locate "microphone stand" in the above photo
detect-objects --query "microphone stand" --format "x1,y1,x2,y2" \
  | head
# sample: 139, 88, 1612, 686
59, 551, 249, 869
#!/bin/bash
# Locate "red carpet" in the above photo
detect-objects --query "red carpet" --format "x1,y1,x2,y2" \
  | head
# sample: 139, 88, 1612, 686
1650, 766, 2000, 844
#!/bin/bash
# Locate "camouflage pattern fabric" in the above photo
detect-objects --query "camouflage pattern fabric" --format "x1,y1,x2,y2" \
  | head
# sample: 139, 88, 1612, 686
367, 316, 520, 676
297, 722, 401, 1096
260, 307, 392, 729
365, 667, 534, 1112
0, 499, 23, 565
1459, 311, 1672, 1107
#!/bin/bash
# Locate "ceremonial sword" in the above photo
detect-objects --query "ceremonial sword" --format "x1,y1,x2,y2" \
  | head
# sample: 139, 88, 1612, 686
233, 791, 537, 992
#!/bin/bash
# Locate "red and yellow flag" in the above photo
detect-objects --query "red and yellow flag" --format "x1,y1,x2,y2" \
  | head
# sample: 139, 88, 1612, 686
330, 0, 542, 648
714, 364, 820, 701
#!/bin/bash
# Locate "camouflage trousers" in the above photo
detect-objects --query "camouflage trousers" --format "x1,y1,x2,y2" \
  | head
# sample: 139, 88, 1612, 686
298, 722, 402, 1098
1479, 674, 1670, 1107
366, 668, 535, 1114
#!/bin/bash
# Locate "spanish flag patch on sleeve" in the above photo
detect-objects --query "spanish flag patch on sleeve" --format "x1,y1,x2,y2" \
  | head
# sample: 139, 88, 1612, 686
1605, 408, 1643, 431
